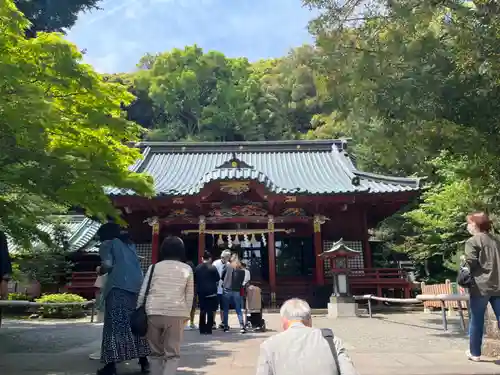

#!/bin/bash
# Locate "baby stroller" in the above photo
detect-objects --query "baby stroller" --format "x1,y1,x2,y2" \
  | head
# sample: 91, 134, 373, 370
244, 284, 266, 332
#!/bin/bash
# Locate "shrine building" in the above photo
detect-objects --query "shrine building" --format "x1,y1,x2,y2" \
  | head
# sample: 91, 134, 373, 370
105, 139, 421, 307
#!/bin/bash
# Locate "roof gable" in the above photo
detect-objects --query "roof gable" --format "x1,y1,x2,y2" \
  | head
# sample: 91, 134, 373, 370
108, 139, 421, 197
8, 215, 100, 254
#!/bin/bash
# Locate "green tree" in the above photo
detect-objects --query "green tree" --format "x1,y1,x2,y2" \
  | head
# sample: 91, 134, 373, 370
126, 45, 325, 142
138, 45, 273, 141
0, 1, 152, 244
14, 0, 101, 37
14, 225, 74, 291
304, 0, 500, 277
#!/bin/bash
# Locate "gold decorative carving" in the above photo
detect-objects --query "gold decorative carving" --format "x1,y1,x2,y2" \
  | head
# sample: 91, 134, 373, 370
284, 196, 296, 203
219, 181, 250, 195
152, 222, 160, 235
167, 208, 191, 217
199, 215, 206, 233
268, 215, 275, 231
144, 216, 160, 235
208, 204, 267, 217
313, 214, 327, 233
281, 208, 307, 217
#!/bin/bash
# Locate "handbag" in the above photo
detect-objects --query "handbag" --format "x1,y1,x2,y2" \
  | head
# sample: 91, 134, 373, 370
130, 264, 156, 337
457, 261, 474, 288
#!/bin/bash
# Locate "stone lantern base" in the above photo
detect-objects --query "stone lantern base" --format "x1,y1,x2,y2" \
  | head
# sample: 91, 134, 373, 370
327, 295, 359, 319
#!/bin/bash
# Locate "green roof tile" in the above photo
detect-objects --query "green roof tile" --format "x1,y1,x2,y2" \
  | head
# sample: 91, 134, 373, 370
8, 215, 101, 254
108, 139, 421, 197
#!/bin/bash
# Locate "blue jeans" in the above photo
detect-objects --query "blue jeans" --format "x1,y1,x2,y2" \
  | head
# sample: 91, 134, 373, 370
222, 290, 244, 328
469, 295, 500, 356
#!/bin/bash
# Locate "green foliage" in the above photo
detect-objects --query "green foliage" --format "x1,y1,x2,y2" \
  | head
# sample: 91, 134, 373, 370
303, 0, 500, 279
116, 45, 323, 143
35, 293, 87, 319
14, 0, 101, 37
8, 292, 31, 301
14, 225, 74, 288
0, 0, 153, 245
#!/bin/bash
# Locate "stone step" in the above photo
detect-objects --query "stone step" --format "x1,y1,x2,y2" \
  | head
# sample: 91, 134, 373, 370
483, 337, 500, 358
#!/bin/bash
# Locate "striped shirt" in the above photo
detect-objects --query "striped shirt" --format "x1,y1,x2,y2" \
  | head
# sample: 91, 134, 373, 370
137, 260, 194, 318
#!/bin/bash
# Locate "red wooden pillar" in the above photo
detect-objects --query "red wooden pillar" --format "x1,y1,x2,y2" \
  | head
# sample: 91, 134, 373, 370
268, 215, 277, 306
314, 215, 325, 285
198, 216, 206, 264
150, 217, 160, 264
362, 209, 373, 268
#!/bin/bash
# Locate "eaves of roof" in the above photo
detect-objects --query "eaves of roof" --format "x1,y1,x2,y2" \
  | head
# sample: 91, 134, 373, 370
107, 139, 421, 197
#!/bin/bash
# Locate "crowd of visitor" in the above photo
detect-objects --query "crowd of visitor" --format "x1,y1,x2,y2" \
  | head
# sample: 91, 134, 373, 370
87, 211, 500, 374
1, 211, 500, 375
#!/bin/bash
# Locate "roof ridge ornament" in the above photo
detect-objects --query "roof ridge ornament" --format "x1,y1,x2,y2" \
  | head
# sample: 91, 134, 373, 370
216, 152, 254, 169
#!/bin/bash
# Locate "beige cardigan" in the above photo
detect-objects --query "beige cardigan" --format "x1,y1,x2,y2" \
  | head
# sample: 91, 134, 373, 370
137, 260, 194, 318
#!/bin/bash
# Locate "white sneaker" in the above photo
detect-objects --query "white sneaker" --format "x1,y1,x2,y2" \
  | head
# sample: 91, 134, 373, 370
466, 350, 480, 362
89, 351, 100, 360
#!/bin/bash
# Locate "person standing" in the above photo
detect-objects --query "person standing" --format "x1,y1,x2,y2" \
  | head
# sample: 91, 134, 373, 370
242, 262, 251, 288
212, 250, 231, 329
138, 236, 194, 375
0, 231, 12, 327
221, 255, 246, 333
463, 212, 500, 362
89, 273, 107, 360
185, 260, 197, 330
194, 252, 220, 334
96, 223, 150, 375
241, 262, 251, 327
0, 231, 12, 300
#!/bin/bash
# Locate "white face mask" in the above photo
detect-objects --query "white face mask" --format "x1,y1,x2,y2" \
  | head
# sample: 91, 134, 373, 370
467, 223, 476, 235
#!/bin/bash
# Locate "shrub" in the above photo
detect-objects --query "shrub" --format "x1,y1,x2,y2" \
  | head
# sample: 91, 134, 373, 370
35, 293, 87, 319
4, 292, 32, 315
8, 292, 32, 301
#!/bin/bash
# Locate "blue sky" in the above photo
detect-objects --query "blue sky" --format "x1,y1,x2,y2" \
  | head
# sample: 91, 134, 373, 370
66, 0, 316, 74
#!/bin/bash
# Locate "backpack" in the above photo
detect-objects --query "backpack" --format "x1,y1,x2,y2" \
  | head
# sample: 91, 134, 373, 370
321, 328, 341, 373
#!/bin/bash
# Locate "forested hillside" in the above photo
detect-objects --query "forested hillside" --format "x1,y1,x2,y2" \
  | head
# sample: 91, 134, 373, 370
105, 45, 321, 142
108, 0, 500, 281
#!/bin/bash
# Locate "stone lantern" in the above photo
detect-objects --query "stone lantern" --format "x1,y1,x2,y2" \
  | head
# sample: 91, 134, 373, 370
319, 238, 361, 318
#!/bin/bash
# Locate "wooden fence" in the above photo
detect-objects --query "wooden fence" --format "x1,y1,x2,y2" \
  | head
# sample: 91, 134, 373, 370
420, 280, 466, 310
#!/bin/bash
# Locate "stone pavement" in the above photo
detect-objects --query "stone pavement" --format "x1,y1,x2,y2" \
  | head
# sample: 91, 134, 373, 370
0, 312, 499, 375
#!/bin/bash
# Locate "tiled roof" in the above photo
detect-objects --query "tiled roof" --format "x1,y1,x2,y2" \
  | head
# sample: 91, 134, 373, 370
8, 215, 101, 253
107, 139, 421, 197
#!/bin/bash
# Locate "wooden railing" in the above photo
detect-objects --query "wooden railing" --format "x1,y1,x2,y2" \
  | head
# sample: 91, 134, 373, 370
326, 267, 409, 280
65, 272, 97, 298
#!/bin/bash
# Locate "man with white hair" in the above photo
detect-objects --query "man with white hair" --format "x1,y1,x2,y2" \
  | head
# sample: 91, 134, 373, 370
212, 250, 232, 329
256, 298, 358, 375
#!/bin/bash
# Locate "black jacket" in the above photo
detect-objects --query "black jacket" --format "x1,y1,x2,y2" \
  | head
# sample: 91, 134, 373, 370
0, 231, 12, 278
221, 265, 245, 291
195, 262, 220, 298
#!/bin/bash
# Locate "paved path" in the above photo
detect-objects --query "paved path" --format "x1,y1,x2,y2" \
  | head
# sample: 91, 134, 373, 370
0, 312, 499, 375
